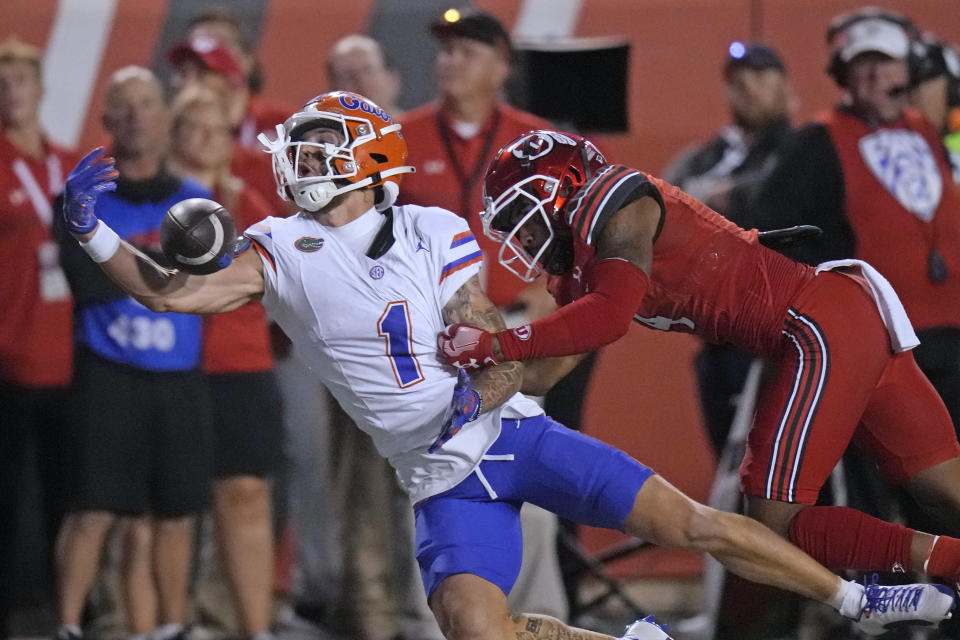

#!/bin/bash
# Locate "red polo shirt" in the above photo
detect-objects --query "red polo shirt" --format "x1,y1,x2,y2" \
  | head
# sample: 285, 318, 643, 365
0, 133, 80, 387
399, 102, 551, 307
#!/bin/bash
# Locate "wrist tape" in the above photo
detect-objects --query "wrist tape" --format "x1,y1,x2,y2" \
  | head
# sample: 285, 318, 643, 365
79, 221, 120, 263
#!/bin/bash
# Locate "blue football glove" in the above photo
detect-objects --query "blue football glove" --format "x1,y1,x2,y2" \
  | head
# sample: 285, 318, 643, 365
428, 368, 482, 453
63, 147, 118, 234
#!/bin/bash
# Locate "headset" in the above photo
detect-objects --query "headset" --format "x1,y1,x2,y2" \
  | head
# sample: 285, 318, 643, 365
825, 7, 921, 87
913, 35, 960, 108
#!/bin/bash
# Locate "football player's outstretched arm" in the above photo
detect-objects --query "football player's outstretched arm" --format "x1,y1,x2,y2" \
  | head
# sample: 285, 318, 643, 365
82, 228, 265, 315
62, 147, 263, 316
441, 274, 523, 413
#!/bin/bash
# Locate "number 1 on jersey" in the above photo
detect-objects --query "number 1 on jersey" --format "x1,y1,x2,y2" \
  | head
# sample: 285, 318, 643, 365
378, 301, 425, 388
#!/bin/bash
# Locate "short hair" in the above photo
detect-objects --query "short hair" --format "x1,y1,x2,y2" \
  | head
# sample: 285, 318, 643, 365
0, 36, 43, 76
105, 66, 163, 107
327, 34, 393, 72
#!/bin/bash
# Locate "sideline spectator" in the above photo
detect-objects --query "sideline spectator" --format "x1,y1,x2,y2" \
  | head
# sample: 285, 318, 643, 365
398, 8, 552, 311
178, 9, 293, 151
0, 35, 79, 638
168, 86, 283, 640
910, 35, 960, 183
663, 42, 798, 638
53, 67, 212, 640
167, 31, 286, 213
665, 42, 794, 455
328, 35, 403, 117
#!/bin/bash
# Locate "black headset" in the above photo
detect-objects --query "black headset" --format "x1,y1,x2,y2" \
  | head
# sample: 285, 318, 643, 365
913, 35, 960, 107
825, 8, 921, 87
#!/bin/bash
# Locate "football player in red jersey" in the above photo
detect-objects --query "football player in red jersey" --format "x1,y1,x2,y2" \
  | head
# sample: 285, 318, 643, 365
439, 129, 960, 587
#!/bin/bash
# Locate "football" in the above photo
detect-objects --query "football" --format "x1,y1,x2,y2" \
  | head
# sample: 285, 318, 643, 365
161, 198, 237, 275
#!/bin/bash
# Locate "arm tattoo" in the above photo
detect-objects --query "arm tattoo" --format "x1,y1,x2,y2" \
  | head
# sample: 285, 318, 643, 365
473, 360, 522, 414
512, 615, 609, 640
441, 275, 505, 329
441, 275, 522, 413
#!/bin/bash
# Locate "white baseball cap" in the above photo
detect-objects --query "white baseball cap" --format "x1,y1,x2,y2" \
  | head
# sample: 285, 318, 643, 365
836, 16, 911, 62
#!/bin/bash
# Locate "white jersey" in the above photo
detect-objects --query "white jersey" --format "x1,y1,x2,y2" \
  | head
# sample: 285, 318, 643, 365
245, 204, 542, 502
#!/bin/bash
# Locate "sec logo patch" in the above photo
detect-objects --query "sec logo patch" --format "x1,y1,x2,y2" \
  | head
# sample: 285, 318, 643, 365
369, 265, 385, 279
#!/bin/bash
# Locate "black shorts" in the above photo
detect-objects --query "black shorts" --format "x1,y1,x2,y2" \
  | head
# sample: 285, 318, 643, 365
207, 370, 284, 478
70, 350, 213, 517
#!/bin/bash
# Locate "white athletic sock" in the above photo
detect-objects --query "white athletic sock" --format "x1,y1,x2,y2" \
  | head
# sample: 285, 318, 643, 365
829, 579, 866, 618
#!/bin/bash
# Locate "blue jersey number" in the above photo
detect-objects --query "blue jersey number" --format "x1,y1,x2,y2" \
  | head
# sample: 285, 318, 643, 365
377, 301, 425, 388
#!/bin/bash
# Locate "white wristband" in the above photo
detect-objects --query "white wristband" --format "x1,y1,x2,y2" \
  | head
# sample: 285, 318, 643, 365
79, 221, 120, 263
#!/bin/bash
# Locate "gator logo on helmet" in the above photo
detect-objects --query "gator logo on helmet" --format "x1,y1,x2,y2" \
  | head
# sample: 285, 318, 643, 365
294, 236, 325, 252
338, 94, 392, 123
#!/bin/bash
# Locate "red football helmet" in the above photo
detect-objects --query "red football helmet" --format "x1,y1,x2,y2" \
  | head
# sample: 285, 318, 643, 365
481, 129, 606, 281
258, 91, 414, 212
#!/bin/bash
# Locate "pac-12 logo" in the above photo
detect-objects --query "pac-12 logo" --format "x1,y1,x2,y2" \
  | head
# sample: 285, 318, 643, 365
295, 236, 324, 252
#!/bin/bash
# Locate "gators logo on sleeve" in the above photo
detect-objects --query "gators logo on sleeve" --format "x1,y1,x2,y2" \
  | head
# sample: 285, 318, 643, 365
294, 236, 325, 252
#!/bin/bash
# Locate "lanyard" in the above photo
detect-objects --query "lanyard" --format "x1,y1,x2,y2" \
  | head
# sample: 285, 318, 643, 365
11, 153, 63, 227
435, 108, 503, 218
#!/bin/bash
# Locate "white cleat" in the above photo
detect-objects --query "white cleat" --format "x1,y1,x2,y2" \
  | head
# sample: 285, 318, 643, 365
621, 615, 674, 640
854, 580, 956, 636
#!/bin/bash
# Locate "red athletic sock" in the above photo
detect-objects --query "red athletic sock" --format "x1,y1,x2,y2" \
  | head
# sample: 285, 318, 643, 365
925, 536, 960, 582
787, 506, 914, 573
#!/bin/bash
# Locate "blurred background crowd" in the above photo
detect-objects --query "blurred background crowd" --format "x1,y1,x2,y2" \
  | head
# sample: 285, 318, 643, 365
4, 1, 960, 640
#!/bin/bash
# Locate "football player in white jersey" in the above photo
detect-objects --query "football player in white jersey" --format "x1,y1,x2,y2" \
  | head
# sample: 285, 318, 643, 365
59, 91, 956, 639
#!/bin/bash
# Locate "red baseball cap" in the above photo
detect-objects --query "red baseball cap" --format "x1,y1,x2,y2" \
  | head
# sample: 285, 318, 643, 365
168, 35, 245, 86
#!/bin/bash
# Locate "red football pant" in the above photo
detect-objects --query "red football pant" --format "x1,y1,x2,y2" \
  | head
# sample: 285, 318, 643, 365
740, 271, 959, 504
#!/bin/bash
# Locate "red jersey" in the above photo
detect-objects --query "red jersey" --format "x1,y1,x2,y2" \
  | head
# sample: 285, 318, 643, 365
548, 165, 815, 357
819, 107, 960, 331
0, 134, 80, 386
399, 102, 551, 307
202, 180, 275, 374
